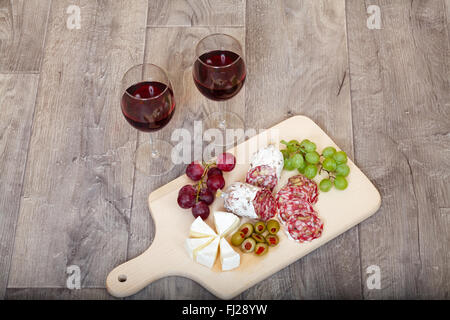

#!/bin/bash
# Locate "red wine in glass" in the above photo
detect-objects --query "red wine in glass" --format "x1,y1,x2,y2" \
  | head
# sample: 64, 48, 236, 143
121, 81, 176, 132
193, 50, 246, 101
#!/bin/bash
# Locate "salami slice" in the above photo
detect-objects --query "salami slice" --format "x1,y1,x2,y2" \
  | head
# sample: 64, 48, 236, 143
252, 188, 277, 221
277, 197, 315, 224
287, 174, 319, 204
276, 184, 309, 204
285, 213, 323, 243
246, 165, 278, 191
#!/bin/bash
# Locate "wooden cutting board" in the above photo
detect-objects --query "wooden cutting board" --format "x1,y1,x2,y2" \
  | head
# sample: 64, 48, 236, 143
106, 115, 381, 299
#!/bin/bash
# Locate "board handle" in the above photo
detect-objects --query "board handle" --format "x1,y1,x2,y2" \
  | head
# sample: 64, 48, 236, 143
106, 245, 171, 298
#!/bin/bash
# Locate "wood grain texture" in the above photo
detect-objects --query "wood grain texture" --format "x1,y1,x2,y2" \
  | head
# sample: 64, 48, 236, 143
242, 0, 361, 299
0, 74, 39, 298
347, 0, 450, 299
7, 0, 148, 289
0, 0, 51, 72
5, 288, 116, 300
125, 26, 244, 300
148, 0, 245, 26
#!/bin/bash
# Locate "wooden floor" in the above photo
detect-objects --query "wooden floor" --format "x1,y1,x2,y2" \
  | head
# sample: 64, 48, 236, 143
0, 0, 448, 300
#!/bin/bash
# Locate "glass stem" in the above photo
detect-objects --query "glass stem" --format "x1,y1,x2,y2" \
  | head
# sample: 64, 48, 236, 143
149, 134, 160, 159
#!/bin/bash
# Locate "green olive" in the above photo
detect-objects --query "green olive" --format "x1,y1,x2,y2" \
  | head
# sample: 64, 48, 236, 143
251, 233, 265, 243
239, 223, 254, 238
266, 219, 280, 234
230, 231, 245, 246
265, 234, 279, 246
254, 243, 269, 256
240, 238, 256, 253
254, 221, 266, 234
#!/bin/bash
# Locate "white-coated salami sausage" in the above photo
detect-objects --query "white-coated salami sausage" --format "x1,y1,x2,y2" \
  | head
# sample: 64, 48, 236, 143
249, 145, 284, 181
222, 182, 277, 221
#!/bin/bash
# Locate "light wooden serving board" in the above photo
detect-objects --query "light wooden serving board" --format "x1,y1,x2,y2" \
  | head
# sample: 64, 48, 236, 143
106, 116, 381, 299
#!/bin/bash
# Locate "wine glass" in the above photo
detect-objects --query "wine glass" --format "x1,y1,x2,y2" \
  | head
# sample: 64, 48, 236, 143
192, 33, 246, 147
121, 64, 176, 176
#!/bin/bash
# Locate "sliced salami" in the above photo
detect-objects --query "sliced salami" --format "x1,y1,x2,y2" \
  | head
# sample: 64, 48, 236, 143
277, 197, 315, 224
246, 165, 278, 191
286, 213, 324, 243
252, 188, 277, 221
287, 174, 319, 204
276, 184, 309, 204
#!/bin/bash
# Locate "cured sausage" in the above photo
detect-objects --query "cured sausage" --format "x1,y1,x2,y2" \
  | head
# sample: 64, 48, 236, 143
277, 197, 315, 224
287, 174, 319, 205
253, 187, 277, 221
249, 145, 284, 180
222, 182, 276, 221
285, 213, 323, 243
245, 165, 278, 191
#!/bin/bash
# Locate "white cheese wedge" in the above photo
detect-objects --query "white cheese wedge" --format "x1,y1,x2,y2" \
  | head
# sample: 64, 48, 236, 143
196, 236, 220, 269
219, 238, 240, 271
185, 237, 216, 260
189, 217, 217, 238
214, 211, 240, 237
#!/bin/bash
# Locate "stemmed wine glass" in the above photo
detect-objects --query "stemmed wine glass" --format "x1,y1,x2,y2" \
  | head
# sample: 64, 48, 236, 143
121, 63, 176, 176
192, 33, 246, 147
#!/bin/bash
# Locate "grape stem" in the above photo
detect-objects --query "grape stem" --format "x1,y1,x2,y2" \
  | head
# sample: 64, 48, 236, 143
195, 161, 216, 201
319, 164, 336, 181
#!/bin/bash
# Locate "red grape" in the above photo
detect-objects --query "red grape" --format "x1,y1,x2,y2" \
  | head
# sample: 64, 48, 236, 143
206, 174, 225, 192
177, 185, 196, 209
186, 162, 204, 181
192, 201, 210, 220
198, 188, 214, 205
217, 153, 236, 172
207, 167, 223, 178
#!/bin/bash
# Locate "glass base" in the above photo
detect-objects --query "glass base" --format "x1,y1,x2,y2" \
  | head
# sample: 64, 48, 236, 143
204, 111, 245, 148
134, 139, 175, 176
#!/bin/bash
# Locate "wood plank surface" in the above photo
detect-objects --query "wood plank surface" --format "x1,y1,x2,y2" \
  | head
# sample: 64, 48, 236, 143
241, 0, 362, 299
5, 288, 116, 300
7, 0, 148, 289
0, 74, 39, 298
0, 0, 51, 72
347, 0, 450, 299
126, 26, 244, 300
148, 0, 245, 27
1, 0, 449, 300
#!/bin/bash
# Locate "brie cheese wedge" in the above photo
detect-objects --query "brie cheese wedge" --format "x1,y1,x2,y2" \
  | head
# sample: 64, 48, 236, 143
219, 237, 240, 271
196, 236, 220, 269
189, 216, 217, 238
214, 211, 240, 237
185, 237, 216, 260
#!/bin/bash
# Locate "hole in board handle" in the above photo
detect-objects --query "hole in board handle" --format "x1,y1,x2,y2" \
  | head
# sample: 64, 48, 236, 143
118, 274, 127, 282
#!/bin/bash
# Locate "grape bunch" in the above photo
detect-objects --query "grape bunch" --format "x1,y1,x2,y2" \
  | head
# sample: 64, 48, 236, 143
177, 153, 236, 219
280, 139, 350, 192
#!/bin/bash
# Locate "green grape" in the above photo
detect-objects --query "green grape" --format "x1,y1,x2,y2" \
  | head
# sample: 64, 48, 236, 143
305, 151, 320, 164
304, 164, 318, 179
322, 158, 337, 172
333, 151, 348, 164
281, 149, 290, 159
300, 139, 316, 153
335, 163, 350, 177
319, 179, 333, 192
334, 176, 348, 190
284, 157, 296, 171
297, 165, 306, 174
287, 144, 297, 153
291, 153, 305, 169
281, 140, 298, 153
322, 146, 336, 158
